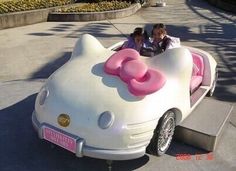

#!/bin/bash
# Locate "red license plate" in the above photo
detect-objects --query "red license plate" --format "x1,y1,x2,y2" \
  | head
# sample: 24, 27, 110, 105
43, 126, 77, 153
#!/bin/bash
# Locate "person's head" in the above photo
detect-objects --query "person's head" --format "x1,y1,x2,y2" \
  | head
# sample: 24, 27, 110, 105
153, 23, 166, 30
152, 27, 167, 42
152, 23, 167, 42
130, 27, 145, 46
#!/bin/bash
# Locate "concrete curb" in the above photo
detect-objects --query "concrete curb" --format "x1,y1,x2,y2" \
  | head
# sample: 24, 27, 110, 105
206, 0, 236, 13
48, 3, 141, 22
0, 7, 59, 30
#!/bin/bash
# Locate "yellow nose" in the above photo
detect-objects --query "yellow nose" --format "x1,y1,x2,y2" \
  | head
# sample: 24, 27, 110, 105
58, 114, 70, 127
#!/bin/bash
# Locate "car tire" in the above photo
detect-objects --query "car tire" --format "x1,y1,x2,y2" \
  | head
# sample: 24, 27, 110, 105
207, 69, 218, 97
146, 110, 176, 156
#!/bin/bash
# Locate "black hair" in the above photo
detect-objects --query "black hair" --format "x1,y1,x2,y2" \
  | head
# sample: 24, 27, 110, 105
153, 23, 166, 30
130, 27, 148, 38
152, 23, 166, 36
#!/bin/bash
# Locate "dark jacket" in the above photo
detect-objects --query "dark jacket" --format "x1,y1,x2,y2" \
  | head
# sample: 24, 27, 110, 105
158, 36, 171, 52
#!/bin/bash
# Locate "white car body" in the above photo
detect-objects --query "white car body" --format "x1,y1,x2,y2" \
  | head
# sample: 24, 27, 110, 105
32, 34, 217, 160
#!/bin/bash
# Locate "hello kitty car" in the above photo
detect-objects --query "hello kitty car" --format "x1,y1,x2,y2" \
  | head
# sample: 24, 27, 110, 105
32, 34, 217, 160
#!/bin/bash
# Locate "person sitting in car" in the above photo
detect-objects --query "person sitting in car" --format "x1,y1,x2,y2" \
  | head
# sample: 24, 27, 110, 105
122, 27, 148, 53
151, 23, 181, 54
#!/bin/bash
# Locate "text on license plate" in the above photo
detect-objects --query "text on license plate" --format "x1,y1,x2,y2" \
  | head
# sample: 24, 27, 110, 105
43, 127, 77, 153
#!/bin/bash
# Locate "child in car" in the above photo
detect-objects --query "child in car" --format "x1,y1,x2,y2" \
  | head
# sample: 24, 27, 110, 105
122, 27, 148, 53
151, 23, 181, 54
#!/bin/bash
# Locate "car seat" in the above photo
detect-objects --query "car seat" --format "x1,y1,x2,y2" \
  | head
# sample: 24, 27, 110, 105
190, 53, 204, 93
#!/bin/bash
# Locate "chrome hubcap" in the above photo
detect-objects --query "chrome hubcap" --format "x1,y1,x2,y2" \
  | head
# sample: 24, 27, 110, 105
158, 115, 175, 152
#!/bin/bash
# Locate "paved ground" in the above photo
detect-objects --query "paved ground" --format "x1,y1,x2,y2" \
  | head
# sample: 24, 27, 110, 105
0, 0, 235, 171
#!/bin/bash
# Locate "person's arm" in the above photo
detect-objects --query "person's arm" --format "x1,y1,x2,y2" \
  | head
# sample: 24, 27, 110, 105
166, 36, 181, 49
140, 46, 155, 57
163, 37, 171, 51
121, 41, 129, 49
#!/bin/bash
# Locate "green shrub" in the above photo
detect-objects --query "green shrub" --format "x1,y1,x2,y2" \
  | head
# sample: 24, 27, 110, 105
81, 0, 134, 3
0, 0, 74, 14
56, 1, 131, 12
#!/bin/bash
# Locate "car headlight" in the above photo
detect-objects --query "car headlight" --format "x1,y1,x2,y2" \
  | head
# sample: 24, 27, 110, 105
98, 111, 114, 129
39, 88, 49, 106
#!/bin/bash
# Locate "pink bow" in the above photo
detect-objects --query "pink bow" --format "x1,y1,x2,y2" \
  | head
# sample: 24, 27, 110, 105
104, 49, 166, 96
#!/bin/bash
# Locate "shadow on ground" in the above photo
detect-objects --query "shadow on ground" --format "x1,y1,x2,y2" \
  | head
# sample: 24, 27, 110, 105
184, 0, 236, 102
28, 23, 126, 39
30, 51, 71, 79
167, 140, 207, 157
0, 94, 150, 171
0, 93, 210, 171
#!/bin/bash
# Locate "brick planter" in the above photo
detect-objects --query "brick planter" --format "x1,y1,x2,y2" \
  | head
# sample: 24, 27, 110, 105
48, 3, 141, 22
0, 3, 141, 30
0, 7, 58, 30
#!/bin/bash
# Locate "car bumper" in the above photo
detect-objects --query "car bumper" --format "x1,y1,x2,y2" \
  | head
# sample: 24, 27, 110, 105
32, 110, 146, 160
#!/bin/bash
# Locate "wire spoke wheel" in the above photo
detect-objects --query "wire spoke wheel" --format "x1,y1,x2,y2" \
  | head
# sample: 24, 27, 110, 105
157, 115, 175, 153
146, 110, 176, 156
